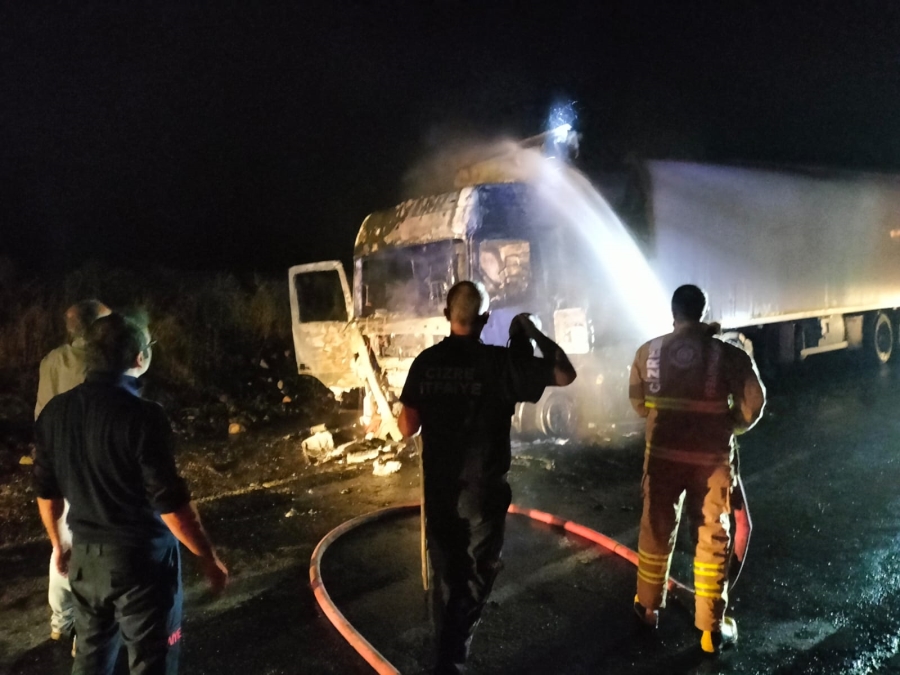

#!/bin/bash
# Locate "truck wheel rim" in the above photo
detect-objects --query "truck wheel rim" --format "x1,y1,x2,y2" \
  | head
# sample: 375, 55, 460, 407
875, 314, 893, 363
540, 396, 576, 437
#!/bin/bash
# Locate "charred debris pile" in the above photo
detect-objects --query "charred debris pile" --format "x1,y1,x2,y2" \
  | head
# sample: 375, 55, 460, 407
0, 261, 348, 474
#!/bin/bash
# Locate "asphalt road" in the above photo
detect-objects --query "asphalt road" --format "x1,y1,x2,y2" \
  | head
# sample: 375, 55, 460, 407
4, 352, 900, 674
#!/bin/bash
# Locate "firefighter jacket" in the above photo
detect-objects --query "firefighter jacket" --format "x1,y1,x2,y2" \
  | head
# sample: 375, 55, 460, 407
629, 321, 766, 464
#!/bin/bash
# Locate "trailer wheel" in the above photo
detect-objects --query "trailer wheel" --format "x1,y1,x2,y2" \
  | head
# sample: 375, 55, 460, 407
537, 393, 578, 438
867, 312, 894, 364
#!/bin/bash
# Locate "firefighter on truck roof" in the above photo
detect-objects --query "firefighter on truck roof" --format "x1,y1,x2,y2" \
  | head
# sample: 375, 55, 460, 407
629, 284, 766, 655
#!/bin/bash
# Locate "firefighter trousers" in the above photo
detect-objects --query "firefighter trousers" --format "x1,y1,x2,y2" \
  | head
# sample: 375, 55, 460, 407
636, 455, 733, 632
426, 481, 511, 674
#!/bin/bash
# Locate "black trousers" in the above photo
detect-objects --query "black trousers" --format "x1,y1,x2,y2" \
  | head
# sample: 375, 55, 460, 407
69, 540, 183, 675
426, 480, 511, 674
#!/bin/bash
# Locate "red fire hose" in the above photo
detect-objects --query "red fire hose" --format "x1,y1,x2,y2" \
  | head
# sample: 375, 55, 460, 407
309, 502, 692, 674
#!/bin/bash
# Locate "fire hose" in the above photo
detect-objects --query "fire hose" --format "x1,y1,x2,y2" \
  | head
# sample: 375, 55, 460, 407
309, 502, 694, 675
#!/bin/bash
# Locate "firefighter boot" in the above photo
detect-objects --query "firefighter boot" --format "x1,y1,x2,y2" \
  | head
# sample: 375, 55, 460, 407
633, 594, 659, 629
700, 616, 737, 655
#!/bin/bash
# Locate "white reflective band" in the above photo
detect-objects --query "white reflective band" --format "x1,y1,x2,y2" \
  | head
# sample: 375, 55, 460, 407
645, 338, 664, 394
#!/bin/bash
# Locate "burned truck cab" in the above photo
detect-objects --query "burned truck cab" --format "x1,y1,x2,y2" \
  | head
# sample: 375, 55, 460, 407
289, 180, 613, 439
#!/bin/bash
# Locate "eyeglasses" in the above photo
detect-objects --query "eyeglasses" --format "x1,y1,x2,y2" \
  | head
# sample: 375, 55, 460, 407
143, 339, 157, 351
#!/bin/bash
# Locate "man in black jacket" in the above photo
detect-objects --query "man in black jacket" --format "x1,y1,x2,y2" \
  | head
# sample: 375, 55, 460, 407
34, 313, 228, 675
398, 281, 576, 674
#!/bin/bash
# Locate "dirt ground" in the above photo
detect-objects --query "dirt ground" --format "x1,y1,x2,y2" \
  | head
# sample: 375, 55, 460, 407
0, 351, 356, 545
9, 356, 900, 674
0, 408, 366, 550
0, 405, 425, 674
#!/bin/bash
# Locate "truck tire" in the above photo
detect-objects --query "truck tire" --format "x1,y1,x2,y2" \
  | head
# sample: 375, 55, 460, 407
537, 392, 578, 438
866, 311, 894, 364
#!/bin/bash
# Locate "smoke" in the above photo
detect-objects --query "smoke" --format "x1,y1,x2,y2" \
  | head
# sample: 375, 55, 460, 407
528, 157, 672, 340
399, 131, 671, 342
381, 132, 679, 433
401, 133, 523, 199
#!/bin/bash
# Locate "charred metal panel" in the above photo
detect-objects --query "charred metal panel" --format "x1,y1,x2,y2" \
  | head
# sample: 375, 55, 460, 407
554, 308, 591, 355
357, 315, 450, 337
354, 189, 475, 257
291, 320, 365, 391
288, 261, 364, 392
358, 315, 450, 394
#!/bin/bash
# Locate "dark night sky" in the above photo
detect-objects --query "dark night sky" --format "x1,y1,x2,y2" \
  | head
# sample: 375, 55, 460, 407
2, 1, 900, 274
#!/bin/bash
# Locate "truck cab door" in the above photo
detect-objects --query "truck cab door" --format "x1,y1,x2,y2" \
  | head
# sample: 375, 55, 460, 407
288, 261, 365, 392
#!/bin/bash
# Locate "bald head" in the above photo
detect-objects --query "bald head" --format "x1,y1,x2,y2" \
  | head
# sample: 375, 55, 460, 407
66, 299, 112, 341
444, 281, 488, 335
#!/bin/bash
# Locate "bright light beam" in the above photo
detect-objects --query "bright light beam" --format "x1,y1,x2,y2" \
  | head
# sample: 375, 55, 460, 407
530, 157, 672, 340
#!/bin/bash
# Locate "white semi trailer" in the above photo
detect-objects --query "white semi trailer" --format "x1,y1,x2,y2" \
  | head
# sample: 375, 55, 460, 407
289, 156, 900, 438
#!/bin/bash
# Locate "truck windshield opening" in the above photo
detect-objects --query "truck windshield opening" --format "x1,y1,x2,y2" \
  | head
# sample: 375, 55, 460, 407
356, 240, 465, 318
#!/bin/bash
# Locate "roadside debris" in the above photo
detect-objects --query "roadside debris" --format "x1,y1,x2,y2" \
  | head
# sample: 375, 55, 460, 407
297, 423, 410, 472
301, 429, 335, 462
347, 448, 380, 464
512, 454, 556, 471
373, 458, 402, 476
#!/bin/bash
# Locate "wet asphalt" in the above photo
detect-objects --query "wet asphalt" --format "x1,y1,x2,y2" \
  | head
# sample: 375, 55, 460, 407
4, 352, 900, 674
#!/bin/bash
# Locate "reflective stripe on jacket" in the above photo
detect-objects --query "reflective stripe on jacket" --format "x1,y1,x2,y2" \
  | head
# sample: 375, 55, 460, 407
629, 322, 766, 460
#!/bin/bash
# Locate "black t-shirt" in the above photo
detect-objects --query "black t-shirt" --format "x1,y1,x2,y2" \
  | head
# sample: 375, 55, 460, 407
400, 334, 554, 508
34, 373, 191, 549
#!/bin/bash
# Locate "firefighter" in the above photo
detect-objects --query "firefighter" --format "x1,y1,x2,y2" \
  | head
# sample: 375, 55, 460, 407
629, 284, 765, 655
398, 281, 576, 674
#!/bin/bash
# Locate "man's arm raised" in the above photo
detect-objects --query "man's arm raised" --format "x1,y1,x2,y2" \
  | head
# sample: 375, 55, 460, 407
514, 314, 577, 386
